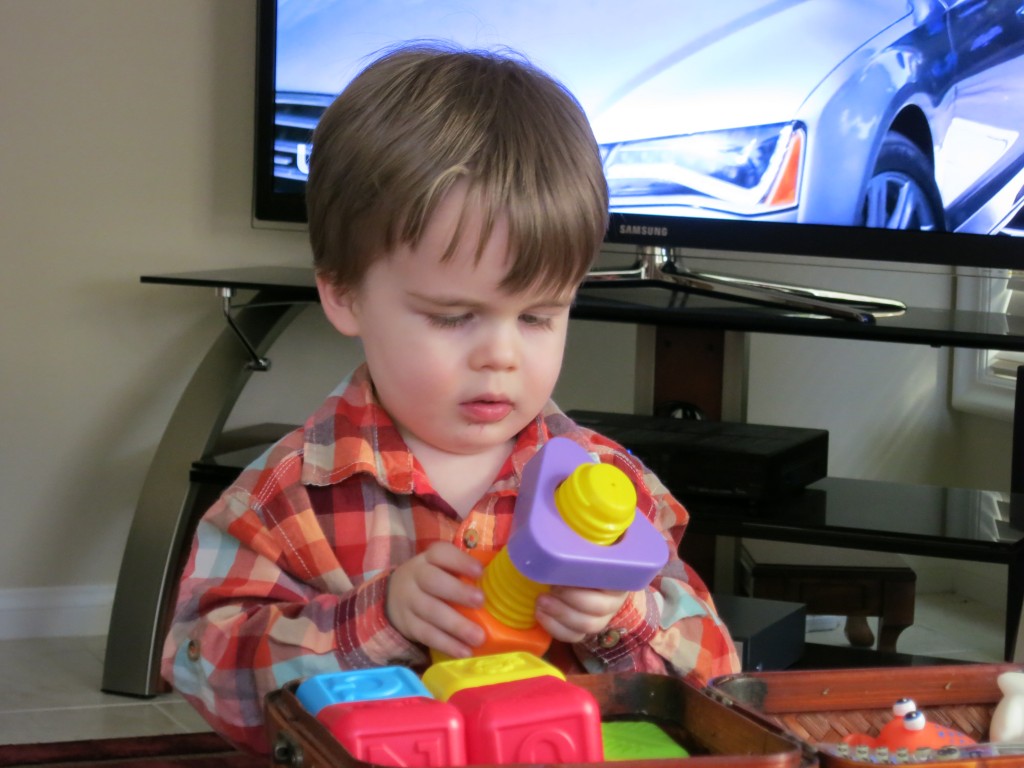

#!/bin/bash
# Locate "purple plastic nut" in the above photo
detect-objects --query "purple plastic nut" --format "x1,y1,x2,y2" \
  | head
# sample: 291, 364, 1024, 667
506, 437, 669, 591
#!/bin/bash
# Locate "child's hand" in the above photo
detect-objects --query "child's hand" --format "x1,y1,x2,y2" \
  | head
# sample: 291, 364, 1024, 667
386, 541, 486, 659
534, 586, 629, 644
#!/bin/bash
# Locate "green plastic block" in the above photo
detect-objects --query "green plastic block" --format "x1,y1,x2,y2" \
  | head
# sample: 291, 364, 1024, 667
601, 720, 690, 761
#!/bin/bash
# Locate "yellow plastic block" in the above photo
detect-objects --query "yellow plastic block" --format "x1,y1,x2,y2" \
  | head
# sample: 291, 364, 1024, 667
421, 651, 564, 702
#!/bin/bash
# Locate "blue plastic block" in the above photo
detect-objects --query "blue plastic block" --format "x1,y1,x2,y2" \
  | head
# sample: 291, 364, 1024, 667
296, 667, 432, 716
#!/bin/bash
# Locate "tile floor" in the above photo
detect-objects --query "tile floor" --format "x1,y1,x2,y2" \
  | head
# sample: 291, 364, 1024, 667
0, 634, 211, 745
806, 591, 1006, 663
0, 592, 1007, 745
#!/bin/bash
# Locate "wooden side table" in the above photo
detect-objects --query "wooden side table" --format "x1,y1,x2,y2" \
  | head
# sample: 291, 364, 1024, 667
737, 539, 916, 653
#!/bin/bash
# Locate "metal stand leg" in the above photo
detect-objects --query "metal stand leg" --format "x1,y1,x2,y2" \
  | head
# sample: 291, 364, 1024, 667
1009, 554, 1024, 662
101, 294, 305, 696
1008, 365, 1024, 661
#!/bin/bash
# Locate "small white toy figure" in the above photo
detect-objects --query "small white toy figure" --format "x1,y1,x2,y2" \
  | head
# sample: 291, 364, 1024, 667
874, 698, 917, 743
991, 671, 1024, 742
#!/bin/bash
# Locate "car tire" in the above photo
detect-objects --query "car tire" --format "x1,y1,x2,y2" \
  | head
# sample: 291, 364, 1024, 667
861, 132, 945, 231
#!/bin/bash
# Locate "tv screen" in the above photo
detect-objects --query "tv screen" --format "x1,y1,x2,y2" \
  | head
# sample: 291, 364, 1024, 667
253, 0, 1024, 272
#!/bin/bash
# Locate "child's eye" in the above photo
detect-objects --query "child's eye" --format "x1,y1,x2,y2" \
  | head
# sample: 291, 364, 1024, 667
520, 313, 554, 328
428, 313, 472, 329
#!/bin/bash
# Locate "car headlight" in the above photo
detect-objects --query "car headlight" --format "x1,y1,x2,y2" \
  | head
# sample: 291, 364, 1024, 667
601, 122, 805, 215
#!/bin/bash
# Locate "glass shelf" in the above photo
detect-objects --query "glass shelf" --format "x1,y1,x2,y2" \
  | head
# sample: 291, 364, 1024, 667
142, 267, 1024, 352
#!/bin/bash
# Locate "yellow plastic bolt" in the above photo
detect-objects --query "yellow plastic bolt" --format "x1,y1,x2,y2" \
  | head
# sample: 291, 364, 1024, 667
554, 462, 637, 545
481, 548, 550, 629
477, 462, 637, 631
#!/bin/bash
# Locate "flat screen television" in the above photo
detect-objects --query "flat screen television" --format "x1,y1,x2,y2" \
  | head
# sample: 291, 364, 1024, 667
252, 0, 1024, 319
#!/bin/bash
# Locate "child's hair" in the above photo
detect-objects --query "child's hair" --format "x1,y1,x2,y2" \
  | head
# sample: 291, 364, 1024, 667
306, 43, 609, 294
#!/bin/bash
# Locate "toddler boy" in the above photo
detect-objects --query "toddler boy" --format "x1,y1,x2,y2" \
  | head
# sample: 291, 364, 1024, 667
162, 43, 738, 754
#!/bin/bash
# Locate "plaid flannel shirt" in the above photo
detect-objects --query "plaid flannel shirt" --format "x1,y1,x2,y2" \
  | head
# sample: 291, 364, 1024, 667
161, 364, 739, 753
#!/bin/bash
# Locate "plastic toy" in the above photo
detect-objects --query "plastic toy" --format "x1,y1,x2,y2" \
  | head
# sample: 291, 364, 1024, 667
601, 720, 690, 761
317, 695, 466, 767
824, 740, 1022, 764
296, 666, 430, 716
298, 654, 606, 767
990, 670, 1024, 742
507, 437, 669, 590
420, 651, 564, 702
871, 697, 916, 745
842, 700, 976, 759
296, 667, 465, 767
447, 673, 603, 764
424, 652, 601, 764
443, 437, 669, 659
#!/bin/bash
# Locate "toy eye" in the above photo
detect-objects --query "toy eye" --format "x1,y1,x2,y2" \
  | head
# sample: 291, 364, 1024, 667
903, 711, 925, 731
893, 697, 916, 716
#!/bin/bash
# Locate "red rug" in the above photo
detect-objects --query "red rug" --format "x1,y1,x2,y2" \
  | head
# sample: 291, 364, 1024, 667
0, 732, 262, 767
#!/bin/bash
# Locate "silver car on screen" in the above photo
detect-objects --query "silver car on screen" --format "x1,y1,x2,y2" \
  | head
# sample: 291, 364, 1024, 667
275, 0, 1024, 234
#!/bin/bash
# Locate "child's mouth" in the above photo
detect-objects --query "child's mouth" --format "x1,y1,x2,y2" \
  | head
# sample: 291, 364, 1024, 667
461, 398, 513, 423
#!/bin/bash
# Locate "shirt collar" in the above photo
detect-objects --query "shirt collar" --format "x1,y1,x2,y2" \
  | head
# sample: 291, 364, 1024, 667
301, 364, 415, 492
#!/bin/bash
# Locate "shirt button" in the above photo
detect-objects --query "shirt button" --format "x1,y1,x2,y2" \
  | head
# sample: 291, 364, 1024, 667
186, 640, 201, 661
462, 528, 479, 549
598, 629, 622, 649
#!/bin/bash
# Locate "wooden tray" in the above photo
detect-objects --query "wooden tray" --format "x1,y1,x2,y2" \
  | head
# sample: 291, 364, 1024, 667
265, 672, 814, 767
711, 663, 1024, 766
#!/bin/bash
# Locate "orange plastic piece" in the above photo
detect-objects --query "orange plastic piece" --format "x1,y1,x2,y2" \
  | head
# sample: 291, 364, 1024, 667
436, 550, 552, 661
455, 602, 553, 659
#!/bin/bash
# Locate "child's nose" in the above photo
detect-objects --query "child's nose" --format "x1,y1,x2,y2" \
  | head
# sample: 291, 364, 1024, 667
472, 322, 519, 370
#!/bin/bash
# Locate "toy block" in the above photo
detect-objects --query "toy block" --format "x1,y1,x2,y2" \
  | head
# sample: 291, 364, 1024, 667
295, 667, 430, 717
601, 720, 689, 760
317, 695, 466, 767
421, 652, 563, 702
447, 674, 603, 765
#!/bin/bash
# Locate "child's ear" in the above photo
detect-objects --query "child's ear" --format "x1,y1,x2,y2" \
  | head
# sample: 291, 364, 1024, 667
316, 275, 362, 337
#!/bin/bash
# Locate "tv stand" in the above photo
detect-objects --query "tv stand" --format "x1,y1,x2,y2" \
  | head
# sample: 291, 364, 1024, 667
586, 246, 907, 323
101, 266, 1024, 698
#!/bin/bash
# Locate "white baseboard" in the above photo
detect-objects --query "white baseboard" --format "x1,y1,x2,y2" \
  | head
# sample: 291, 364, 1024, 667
0, 561, 1003, 641
0, 585, 114, 640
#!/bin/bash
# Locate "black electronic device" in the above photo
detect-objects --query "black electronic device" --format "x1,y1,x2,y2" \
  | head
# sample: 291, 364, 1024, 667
253, 0, 1024, 288
567, 410, 828, 503
712, 593, 806, 672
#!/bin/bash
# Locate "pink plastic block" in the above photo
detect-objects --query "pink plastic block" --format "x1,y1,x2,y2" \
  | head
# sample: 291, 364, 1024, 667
317, 696, 466, 767
507, 437, 668, 590
447, 674, 603, 765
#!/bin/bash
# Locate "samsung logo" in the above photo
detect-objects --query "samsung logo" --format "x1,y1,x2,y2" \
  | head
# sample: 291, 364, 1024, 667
618, 224, 669, 237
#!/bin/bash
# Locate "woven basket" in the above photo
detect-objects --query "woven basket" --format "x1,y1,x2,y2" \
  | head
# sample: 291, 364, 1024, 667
768, 701, 994, 744
712, 664, 1022, 766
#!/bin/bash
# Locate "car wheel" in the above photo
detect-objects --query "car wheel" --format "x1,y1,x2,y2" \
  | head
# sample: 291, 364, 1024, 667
860, 132, 945, 231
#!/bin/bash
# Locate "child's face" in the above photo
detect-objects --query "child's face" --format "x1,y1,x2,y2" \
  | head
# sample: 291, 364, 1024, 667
318, 186, 575, 459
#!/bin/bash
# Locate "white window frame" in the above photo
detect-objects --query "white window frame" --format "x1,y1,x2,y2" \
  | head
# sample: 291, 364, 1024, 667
951, 267, 1017, 419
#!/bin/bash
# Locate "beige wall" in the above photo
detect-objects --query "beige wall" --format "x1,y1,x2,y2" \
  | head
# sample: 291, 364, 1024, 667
0, 1, 1014, 636
2, 1, 305, 595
